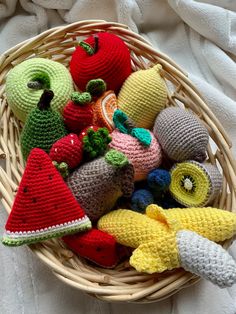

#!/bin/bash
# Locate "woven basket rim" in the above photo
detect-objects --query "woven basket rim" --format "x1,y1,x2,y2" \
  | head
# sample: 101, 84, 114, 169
0, 19, 236, 303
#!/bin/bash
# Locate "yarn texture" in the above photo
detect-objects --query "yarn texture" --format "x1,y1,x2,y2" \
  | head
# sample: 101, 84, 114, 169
49, 133, 83, 170
153, 107, 209, 162
6, 58, 73, 122
177, 230, 236, 288
63, 228, 119, 268
70, 32, 131, 92
2, 148, 91, 246
20, 90, 67, 160
93, 90, 118, 132
170, 161, 223, 207
67, 150, 134, 221
109, 130, 162, 181
118, 64, 167, 128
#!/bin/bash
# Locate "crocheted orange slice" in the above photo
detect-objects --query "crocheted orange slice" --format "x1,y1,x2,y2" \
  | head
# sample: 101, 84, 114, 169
93, 91, 118, 132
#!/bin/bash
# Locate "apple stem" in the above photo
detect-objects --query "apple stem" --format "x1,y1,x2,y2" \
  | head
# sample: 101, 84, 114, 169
79, 34, 99, 56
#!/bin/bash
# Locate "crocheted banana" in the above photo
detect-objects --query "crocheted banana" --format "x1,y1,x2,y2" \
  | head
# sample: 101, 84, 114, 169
98, 205, 236, 288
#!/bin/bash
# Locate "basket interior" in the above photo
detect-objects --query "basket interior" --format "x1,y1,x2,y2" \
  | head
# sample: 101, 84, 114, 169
0, 20, 235, 303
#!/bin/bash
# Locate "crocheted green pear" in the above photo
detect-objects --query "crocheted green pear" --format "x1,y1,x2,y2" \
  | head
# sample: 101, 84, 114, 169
20, 90, 67, 160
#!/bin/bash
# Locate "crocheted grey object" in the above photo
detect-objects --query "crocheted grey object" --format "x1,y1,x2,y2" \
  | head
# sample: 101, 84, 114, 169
66, 153, 134, 221
177, 230, 236, 288
153, 107, 209, 162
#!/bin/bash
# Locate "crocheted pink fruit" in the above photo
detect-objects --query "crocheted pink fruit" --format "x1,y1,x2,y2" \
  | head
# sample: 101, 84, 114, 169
109, 130, 162, 181
49, 134, 83, 169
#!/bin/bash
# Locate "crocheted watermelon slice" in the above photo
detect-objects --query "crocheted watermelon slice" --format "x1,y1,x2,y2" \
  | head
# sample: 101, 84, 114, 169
2, 148, 91, 246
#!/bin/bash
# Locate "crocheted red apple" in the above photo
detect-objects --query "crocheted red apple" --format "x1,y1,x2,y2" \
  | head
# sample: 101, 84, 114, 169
62, 228, 119, 268
2, 148, 91, 246
49, 133, 83, 171
63, 92, 94, 134
70, 32, 132, 92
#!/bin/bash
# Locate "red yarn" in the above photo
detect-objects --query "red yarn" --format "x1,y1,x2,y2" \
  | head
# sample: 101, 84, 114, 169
63, 100, 93, 134
49, 134, 83, 169
70, 32, 132, 92
5, 148, 88, 233
63, 228, 119, 268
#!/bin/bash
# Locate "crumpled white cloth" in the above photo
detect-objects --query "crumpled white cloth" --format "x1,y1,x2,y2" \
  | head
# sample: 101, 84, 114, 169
0, 1, 236, 313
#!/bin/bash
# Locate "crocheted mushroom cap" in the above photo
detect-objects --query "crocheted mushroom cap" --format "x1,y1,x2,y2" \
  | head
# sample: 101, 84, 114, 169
153, 107, 209, 162
70, 32, 131, 92
109, 129, 162, 181
6, 58, 73, 122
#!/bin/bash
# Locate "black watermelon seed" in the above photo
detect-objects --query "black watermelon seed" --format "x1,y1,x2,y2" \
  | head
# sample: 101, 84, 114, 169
48, 174, 53, 180
23, 187, 28, 193
96, 247, 102, 252
32, 198, 37, 203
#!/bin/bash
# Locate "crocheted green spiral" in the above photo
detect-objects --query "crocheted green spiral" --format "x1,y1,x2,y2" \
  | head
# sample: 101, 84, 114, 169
20, 90, 68, 160
6, 58, 74, 122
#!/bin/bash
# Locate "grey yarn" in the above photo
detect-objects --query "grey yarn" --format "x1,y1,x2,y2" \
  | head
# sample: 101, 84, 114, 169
177, 230, 236, 288
153, 107, 209, 162
66, 156, 134, 221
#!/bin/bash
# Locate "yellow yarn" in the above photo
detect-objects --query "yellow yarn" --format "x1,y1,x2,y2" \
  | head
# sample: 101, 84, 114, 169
98, 206, 236, 274
118, 64, 167, 129
147, 204, 236, 242
170, 161, 211, 207
98, 209, 180, 273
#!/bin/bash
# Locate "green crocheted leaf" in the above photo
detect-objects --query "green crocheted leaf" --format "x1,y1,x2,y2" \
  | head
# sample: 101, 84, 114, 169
113, 109, 129, 134
105, 149, 129, 168
130, 128, 152, 147
27, 72, 50, 90
71, 91, 92, 105
52, 161, 69, 179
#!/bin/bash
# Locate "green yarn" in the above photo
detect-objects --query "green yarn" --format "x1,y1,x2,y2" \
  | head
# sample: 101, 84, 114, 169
71, 91, 92, 105
113, 109, 152, 146
83, 127, 111, 160
6, 58, 73, 122
52, 161, 69, 179
21, 90, 68, 160
105, 149, 129, 168
79, 41, 95, 55
86, 79, 106, 97
131, 128, 152, 147
79, 34, 99, 55
27, 72, 50, 90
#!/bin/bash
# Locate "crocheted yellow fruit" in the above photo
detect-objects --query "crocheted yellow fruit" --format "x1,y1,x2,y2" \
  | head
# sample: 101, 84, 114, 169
118, 64, 167, 129
169, 161, 222, 207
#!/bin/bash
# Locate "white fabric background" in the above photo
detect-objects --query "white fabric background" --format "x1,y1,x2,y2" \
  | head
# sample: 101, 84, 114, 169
0, 1, 236, 313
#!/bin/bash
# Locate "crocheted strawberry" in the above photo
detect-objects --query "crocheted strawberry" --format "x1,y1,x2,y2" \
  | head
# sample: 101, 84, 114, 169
70, 32, 132, 92
62, 228, 120, 268
49, 134, 83, 171
20, 89, 67, 160
63, 92, 93, 134
2, 148, 91, 246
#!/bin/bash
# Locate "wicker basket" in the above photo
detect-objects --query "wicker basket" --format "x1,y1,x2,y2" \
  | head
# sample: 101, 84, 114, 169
0, 20, 236, 303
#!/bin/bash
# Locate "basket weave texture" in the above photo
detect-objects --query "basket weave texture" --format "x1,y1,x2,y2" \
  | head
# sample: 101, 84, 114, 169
0, 20, 236, 303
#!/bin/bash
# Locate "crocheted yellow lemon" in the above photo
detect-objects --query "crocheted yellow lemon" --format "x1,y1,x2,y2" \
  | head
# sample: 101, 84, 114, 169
118, 64, 167, 128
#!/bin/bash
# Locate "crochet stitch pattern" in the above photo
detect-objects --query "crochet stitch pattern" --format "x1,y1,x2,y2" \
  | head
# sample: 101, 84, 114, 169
170, 161, 223, 207
20, 90, 68, 160
153, 107, 209, 162
2, 148, 91, 246
63, 228, 119, 268
6, 58, 73, 122
109, 129, 162, 181
67, 150, 134, 221
118, 64, 167, 129
70, 32, 131, 92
